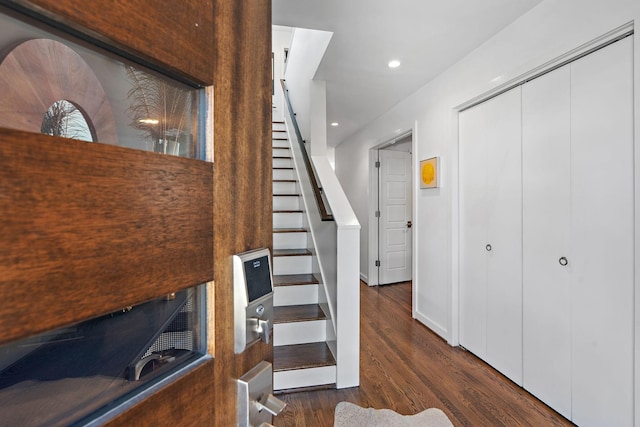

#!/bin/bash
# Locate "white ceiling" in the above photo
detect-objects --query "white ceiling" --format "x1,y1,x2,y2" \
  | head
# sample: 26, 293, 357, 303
272, 0, 543, 146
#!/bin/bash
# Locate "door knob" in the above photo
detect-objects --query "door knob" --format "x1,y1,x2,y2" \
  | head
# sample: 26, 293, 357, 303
407, 220, 412, 228
486, 244, 492, 252
559, 257, 568, 266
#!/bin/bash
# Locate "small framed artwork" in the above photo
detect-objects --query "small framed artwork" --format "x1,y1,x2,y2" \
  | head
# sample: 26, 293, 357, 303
420, 157, 439, 188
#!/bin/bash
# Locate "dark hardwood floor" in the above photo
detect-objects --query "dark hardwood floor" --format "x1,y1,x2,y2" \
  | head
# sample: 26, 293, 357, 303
275, 281, 573, 427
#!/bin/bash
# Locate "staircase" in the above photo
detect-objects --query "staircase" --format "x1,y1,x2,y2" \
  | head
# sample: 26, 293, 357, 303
271, 121, 337, 393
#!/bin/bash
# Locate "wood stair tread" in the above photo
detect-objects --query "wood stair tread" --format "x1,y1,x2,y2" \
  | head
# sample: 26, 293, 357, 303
273, 248, 311, 257
274, 342, 336, 372
274, 304, 326, 323
273, 228, 307, 233
273, 274, 319, 286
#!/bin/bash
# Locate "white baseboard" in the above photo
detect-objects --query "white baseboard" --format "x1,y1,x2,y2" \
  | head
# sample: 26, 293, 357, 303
359, 273, 368, 283
413, 310, 449, 343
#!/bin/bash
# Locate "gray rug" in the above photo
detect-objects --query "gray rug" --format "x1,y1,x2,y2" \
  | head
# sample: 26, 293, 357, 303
334, 402, 454, 426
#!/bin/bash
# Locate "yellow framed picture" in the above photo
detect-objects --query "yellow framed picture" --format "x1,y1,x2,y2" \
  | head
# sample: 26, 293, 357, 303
420, 157, 439, 188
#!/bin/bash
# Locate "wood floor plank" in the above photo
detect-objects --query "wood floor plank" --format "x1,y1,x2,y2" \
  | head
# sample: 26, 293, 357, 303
275, 281, 572, 427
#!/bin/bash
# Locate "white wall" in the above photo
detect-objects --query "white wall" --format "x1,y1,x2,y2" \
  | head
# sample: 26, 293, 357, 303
335, 0, 640, 343
283, 28, 333, 144
272, 26, 293, 122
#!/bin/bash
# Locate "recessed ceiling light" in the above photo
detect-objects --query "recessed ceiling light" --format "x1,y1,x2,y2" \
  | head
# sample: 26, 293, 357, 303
331, 122, 339, 127
388, 60, 401, 68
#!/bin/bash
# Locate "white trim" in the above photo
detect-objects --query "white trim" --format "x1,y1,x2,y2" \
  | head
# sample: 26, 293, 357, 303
274, 365, 336, 391
273, 320, 327, 346
411, 120, 419, 319
449, 110, 460, 346
413, 311, 448, 339
204, 85, 214, 163
367, 148, 380, 286
367, 127, 415, 287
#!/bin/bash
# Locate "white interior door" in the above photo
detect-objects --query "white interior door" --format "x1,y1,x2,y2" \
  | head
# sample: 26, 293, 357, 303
522, 64, 572, 418
570, 37, 634, 427
379, 149, 412, 285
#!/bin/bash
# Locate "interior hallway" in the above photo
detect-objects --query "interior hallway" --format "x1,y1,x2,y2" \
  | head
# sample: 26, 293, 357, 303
276, 281, 572, 426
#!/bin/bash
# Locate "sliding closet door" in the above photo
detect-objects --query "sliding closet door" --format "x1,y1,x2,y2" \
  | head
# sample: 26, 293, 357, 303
459, 87, 522, 384
522, 66, 572, 419
570, 37, 634, 427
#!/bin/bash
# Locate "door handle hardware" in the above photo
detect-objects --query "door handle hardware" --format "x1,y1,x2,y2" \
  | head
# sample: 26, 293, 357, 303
407, 220, 412, 228
486, 244, 492, 252
559, 257, 568, 266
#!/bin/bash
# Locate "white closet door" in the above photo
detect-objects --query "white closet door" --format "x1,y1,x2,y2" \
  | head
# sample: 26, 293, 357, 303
459, 87, 522, 382
570, 37, 634, 427
522, 65, 572, 418
459, 101, 488, 359
484, 88, 522, 385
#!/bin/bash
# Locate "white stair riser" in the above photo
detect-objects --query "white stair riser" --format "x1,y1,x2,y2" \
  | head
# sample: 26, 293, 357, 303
274, 255, 312, 275
274, 320, 327, 346
273, 181, 297, 194
273, 212, 303, 228
272, 124, 286, 131
273, 195, 299, 211
273, 232, 307, 250
273, 140, 289, 148
274, 284, 318, 306
273, 169, 296, 180
274, 366, 336, 391
273, 147, 290, 157
273, 158, 293, 168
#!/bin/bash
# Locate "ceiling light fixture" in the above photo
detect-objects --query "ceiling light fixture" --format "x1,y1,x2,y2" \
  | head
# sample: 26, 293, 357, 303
388, 60, 401, 68
331, 122, 339, 127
